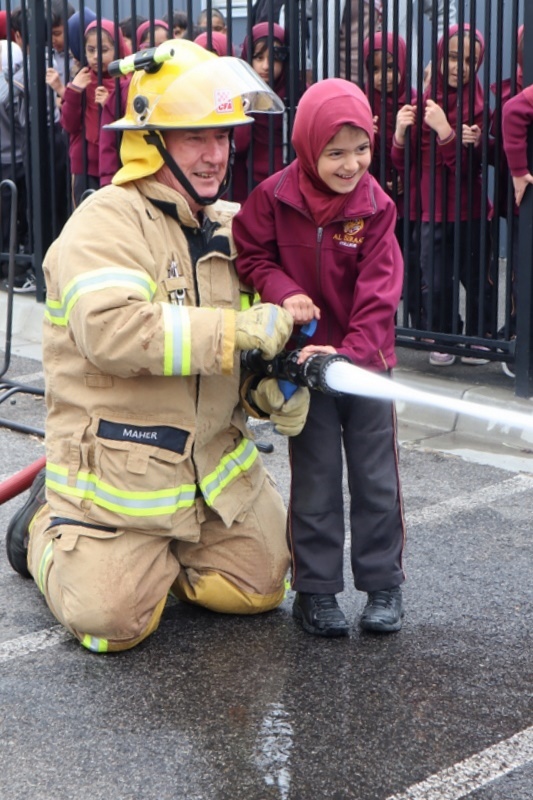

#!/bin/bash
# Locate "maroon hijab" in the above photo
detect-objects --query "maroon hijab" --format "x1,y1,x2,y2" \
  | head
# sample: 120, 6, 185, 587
240, 22, 287, 98
424, 24, 485, 129
194, 31, 234, 56
291, 79, 375, 229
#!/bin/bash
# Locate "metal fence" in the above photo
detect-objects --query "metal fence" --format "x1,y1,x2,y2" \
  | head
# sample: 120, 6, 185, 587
3, 1, 533, 394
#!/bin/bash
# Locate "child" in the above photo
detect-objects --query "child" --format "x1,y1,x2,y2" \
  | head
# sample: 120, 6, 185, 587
392, 24, 492, 366
501, 69, 533, 361
194, 31, 234, 57
135, 19, 169, 50
232, 22, 288, 203
489, 25, 524, 349
197, 7, 227, 35
364, 31, 421, 325
118, 15, 147, 52
233, 79, 406, 637
60, 19, 127, 207
0, 40, 30, 290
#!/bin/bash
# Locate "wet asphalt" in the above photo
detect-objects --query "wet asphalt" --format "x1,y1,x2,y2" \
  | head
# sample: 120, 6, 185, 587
0, 352, 532, 800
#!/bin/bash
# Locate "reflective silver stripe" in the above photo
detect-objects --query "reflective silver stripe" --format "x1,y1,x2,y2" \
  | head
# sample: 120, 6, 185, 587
45, 268, 157, 326
82, 635, 108, 653
200, 438, 258, 506
161, 303, 192, 376
46, 465, 196, 517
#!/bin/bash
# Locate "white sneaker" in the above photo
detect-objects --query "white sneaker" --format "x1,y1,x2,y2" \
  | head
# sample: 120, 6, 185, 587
429, 351, 456, 366
461, 346, 490, 366
12, 271, 36, 294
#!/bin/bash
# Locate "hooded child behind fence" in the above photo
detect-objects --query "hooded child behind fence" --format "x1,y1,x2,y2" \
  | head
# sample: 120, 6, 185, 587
61, 18, 129, 207
392, 23, 493, 362
232, 22, 288, 203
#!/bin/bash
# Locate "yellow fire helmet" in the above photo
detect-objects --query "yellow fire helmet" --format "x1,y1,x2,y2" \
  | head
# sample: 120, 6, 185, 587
107, 38, 285, 188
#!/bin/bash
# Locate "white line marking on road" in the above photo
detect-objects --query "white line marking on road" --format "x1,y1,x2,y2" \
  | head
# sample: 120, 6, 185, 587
407, 473, 533, 527
385, 725, 533, 800
0, 625, 71, 663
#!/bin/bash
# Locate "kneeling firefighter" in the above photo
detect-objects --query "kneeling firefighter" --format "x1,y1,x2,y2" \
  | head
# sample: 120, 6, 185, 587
5, 40, 310, 653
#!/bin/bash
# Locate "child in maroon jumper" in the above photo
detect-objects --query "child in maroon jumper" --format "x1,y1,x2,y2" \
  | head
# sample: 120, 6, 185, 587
233, 79, 406, 638
60, 19, 128, 207
364, 31, 420, 325
232, 22, 288, 204
392, 24, 493, 367
489, 25, 524, 348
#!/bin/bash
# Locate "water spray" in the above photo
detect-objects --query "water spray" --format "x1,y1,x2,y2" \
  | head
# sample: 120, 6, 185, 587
241, 349, 533, 434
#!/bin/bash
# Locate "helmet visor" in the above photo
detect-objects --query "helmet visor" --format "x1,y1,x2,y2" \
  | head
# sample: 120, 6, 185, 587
109, 56, 285, 130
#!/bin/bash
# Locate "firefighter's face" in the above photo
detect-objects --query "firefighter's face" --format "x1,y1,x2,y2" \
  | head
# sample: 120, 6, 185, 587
157, 128, 231, 213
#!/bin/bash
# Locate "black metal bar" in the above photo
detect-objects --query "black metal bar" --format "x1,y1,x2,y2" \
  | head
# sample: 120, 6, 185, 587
514, 1, 533, 397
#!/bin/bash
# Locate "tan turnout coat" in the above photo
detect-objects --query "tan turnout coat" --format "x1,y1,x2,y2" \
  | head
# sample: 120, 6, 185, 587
42, 177, 265, 537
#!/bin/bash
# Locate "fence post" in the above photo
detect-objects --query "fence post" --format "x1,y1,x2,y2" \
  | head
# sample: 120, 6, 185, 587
515, 3, 533, 397
28, 0, 53, 303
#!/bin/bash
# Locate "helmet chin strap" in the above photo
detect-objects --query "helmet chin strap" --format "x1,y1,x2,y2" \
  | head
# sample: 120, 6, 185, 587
144, 132, 234, 206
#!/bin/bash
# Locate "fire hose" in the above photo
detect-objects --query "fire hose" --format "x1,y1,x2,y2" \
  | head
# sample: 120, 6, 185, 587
241, 347, 533, 432
3, 345, 533, 507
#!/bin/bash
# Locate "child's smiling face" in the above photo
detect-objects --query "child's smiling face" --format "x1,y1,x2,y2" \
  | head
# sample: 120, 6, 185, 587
442, 34, 481, 87
317, 125, 372, 195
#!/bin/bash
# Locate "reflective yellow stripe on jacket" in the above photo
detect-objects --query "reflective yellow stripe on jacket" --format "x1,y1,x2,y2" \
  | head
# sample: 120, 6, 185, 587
200, 438, 258, 506
44, 268, 157, 327
46, 464, 196, 517
161, 302, 192, 376
46, 438, 259, 518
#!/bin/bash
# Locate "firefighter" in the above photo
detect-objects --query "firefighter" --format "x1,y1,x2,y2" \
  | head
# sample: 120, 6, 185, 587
5, 40, 310, 653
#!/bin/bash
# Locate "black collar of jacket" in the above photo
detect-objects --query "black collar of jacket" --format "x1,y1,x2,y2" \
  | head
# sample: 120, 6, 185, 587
148, 197, 231, 259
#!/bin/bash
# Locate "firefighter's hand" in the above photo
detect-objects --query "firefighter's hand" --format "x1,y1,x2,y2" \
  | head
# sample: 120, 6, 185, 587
235, 303, 293, 359
251, 379, 310, 436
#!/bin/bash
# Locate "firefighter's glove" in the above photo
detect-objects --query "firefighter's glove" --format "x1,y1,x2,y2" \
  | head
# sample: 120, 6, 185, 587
235, 303, 293, 360
251, 378, 310, 437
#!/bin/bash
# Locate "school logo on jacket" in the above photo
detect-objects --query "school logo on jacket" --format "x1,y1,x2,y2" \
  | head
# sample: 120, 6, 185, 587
333, 218, 365, 248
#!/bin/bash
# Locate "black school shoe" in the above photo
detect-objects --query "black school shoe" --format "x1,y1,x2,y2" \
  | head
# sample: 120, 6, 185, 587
359, 586, 404, 633
5, 467, 46, 578
293, 592, 350, 637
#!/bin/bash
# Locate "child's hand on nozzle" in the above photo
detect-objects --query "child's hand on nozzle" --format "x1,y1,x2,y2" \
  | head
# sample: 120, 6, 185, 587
462, 123, 481, 147
512, 173, 533, 207
71, 66, 92, 91
282, 294, 321, 326
296, 344, 337, 366
424, 99, 452, 140
95, 86, 110, 107
395, 105, 416, 140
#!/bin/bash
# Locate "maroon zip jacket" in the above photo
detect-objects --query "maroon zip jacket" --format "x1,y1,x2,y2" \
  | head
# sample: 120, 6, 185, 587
60, 83, 99, 177
502, 86, 533, 178
233, 161, 403, 372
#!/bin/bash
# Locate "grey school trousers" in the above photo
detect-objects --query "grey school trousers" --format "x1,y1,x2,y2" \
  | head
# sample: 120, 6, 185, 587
288, 388, 406, 595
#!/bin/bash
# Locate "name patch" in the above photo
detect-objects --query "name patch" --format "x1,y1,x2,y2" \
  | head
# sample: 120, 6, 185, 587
97, 420, 189, 454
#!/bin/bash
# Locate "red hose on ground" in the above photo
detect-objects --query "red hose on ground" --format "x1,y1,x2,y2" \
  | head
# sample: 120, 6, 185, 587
0, 456, 46, 505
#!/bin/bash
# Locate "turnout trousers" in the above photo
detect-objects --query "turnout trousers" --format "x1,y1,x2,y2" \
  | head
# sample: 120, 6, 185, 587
27, 474, 289, 653
288, 390, 406, 595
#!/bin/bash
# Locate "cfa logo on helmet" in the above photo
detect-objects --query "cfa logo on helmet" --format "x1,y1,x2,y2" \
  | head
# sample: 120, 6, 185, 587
215, 89, 234, 114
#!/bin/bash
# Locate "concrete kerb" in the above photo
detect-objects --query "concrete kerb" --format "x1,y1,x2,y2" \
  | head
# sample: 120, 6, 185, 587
3, 291, 533, 467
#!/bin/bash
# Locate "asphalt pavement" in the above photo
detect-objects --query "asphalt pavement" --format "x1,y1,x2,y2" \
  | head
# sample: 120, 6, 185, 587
0, 292, 532, 800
